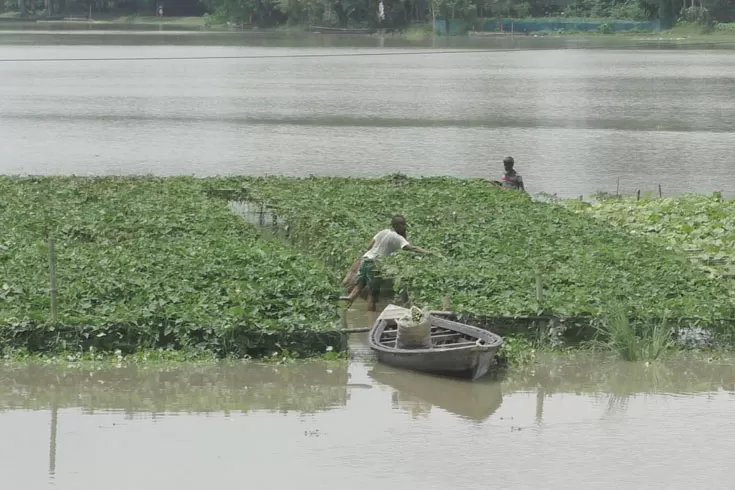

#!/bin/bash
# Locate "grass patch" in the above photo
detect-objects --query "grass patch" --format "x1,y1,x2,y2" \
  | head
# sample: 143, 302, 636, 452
404, 25, 434, 41
218, 175, 734, 322
0, 176, 345, 358
590, 304, 674, 361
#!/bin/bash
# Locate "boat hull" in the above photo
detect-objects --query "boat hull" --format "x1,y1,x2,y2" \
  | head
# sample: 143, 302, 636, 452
368, 305, 504, 381
373, 346, 497, 380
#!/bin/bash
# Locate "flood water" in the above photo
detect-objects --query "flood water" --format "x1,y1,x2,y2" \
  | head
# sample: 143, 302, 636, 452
1, 345, 734, 489
3, 304, 735, 490
1, 30, 735, 197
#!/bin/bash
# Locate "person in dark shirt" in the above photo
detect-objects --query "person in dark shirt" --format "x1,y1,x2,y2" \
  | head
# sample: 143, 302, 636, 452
500, 156, 525, 192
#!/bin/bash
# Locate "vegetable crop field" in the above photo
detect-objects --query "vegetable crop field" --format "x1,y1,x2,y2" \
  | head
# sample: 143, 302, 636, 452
0, 176, 344, 357
563, 193, 735, 280
228, 175, 735, 321
3, 175, 733, 357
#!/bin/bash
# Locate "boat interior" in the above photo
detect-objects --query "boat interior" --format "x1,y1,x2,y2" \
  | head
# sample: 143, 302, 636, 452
378, 320, 485, 349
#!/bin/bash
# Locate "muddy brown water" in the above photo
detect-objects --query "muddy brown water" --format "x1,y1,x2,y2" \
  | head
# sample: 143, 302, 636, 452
1, 307, 733, 490
2, 31, 735, 197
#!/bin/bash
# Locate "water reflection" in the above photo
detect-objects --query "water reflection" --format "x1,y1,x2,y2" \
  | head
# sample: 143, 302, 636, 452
0, 362, 350, 413
49, 398, 58, 478
369, 364, 503, 422
502, 354, 735, 396
1, 354, 734, 490
1, 353, 731, 420
504, 354, 735, 422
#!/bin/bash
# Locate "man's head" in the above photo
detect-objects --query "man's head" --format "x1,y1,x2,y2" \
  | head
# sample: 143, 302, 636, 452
391, 214, 407, 237
503, 156, 515, 172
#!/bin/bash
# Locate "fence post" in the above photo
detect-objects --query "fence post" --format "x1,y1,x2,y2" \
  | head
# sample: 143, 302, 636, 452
49, 237, 58, 324
535, 271, 543, 304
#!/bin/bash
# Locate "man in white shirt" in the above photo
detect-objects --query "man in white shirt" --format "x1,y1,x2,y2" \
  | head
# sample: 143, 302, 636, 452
342, 215, 429, 311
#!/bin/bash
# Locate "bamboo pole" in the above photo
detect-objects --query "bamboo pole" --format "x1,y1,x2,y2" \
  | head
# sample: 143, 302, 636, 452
535, 272, 543, 304
49, 237, 58, 324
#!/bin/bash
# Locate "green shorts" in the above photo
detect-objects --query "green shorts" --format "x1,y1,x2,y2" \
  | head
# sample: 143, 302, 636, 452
356, 258, 382, 297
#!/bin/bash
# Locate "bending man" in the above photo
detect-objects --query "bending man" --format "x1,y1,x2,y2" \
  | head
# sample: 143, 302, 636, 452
342, 215, 429, 312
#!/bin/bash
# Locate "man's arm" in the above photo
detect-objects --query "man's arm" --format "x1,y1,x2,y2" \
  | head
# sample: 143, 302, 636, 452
394, 233, 429, 255
403, 243, 429, 254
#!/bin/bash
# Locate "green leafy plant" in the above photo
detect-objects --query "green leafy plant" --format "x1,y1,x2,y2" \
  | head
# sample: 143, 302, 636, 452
496, 335, 536, 367
0, 176, 345, 358
220, 176, 734, 322
563, 192, 735, 280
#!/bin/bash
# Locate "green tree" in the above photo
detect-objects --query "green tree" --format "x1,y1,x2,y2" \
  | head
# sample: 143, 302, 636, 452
659, 0, 675, 28
431, 0, 475, 33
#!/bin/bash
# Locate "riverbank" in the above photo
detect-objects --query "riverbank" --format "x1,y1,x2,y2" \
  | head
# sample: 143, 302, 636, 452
3, 176, 734, 360
2, 12, 735, 42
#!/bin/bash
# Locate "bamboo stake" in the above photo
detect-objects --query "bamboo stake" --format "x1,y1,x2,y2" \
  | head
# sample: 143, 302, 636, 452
49, 237, 58, 324
535, 271, 543, 304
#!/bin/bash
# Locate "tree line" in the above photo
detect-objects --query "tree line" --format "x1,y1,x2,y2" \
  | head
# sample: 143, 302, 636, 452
4, 0, 734, 29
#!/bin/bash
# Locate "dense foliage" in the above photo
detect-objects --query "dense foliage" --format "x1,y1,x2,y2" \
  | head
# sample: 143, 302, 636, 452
6, 0, 206, 17
223, 175, 735, 320
563, 193, 735, 279
199, 0, 734, 28
6, 0, 734, 29
0, 177, 343, 357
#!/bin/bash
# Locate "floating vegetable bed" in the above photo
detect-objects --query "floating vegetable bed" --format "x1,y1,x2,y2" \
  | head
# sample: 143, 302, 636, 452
0, 176, 344, 357
226, 175, 734, 321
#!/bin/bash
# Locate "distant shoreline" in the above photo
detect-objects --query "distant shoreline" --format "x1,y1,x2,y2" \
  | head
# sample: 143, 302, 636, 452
1, 14, 735, 43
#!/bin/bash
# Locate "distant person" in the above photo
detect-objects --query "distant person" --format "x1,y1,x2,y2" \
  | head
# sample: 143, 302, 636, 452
158, 6, 163, 16
500, 156, 525, 192
341, 215, 430, 312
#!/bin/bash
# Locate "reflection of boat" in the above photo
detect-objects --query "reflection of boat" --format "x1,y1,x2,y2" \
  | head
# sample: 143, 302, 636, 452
369, 305, 504, 380
368, 364, 503, 422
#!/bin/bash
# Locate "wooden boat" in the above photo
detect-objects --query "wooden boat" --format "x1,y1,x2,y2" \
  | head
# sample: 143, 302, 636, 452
368, 305, 504, 381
